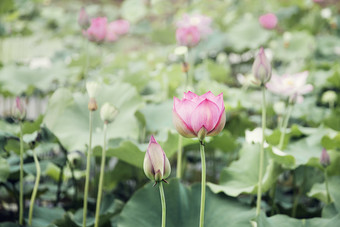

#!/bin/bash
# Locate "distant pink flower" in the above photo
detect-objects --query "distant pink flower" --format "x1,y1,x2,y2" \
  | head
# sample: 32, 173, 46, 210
109, 20, 130, 36
84, 17, 107, 43
78, 7, 90, 29
176, 26, 201, 47
320, 148, 330, 167
266, 71, 313, 103
259, 13, 278, 30
177, 14, 212, 38
106, 20, 129, 42
173, 91, 226, 140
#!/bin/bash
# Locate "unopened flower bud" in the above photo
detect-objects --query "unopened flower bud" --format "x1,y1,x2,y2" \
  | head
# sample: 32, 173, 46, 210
78, 7, 90, 30
86, 81, 99, 98
88, 98, 98, 111
143, 135, 171, 182
252, 47, 272, 85
12, 97, 26, 121
321, 90, 337, 105
100, 103, 118, 124
320, 148, 330, 167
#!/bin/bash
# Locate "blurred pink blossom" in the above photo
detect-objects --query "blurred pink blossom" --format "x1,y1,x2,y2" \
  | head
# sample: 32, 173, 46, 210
108, 20, 130, 36
266, 71, 313, 103
176, 26, 201, 47
84, 17, 108, 43
259, 13, 278, 30
78, 7, 90, 29
176, 14, 212, 38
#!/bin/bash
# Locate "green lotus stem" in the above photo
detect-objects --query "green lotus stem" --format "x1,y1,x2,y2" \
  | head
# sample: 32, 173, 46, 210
28, 150, 41, 226
199, 140, 206, 227
176, 135, 183, 179
325, 170, 331, 203
19, 122, 24, 225
94, 123, 108, 227
256, 87, 267, 216
84, 39, 89, 78
278, 103, 293, 150
159, 181, 166, 227
83, 111, 93, 227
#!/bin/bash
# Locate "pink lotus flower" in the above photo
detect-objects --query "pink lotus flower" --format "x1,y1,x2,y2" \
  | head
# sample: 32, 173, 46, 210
106, 20, 130, 42
266, 71, 313, 103
173, 91, 226, 141
176, 14, 212, 38
176, 26, 201, 47
252, 47, 272, 85
259, 13, 278, 30
109, 20, 130, 36
143, 135, 171, 182
84, 17, 107, 43
78, 7, 90, 29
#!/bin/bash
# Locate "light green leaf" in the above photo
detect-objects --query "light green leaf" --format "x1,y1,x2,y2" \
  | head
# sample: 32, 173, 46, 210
208, 143, 280, 197
118, 179, 255, 227
43, 83, 144, 167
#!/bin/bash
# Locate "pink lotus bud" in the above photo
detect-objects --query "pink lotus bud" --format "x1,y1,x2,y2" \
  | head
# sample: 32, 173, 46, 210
259, 13, 278, 30
78, 7, 90, 29
12, 97, 26, 121
83, 17, 107, 43
176, 26, 201, 47
252, 47, 272, 85
143, 135, 171, 182
173, 91, 226, 141
320, 148, 330, 167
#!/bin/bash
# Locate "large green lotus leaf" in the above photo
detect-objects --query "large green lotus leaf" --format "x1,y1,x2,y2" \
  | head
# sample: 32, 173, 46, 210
139, 100, 174, 132
93, 132, 196, 168
226, 15, 271, 52
208, 143, 280, 197
307, 182, 328, 204
269, 127, 334, 169
118, 179, 255, 227
43, 83, 143, 164
328, 175, 340, 212
0, 158, 10, 183
258, 212, 340, 227
28, 206, 65, 227
271, 31, 315, 62
0, 64, 77, 95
